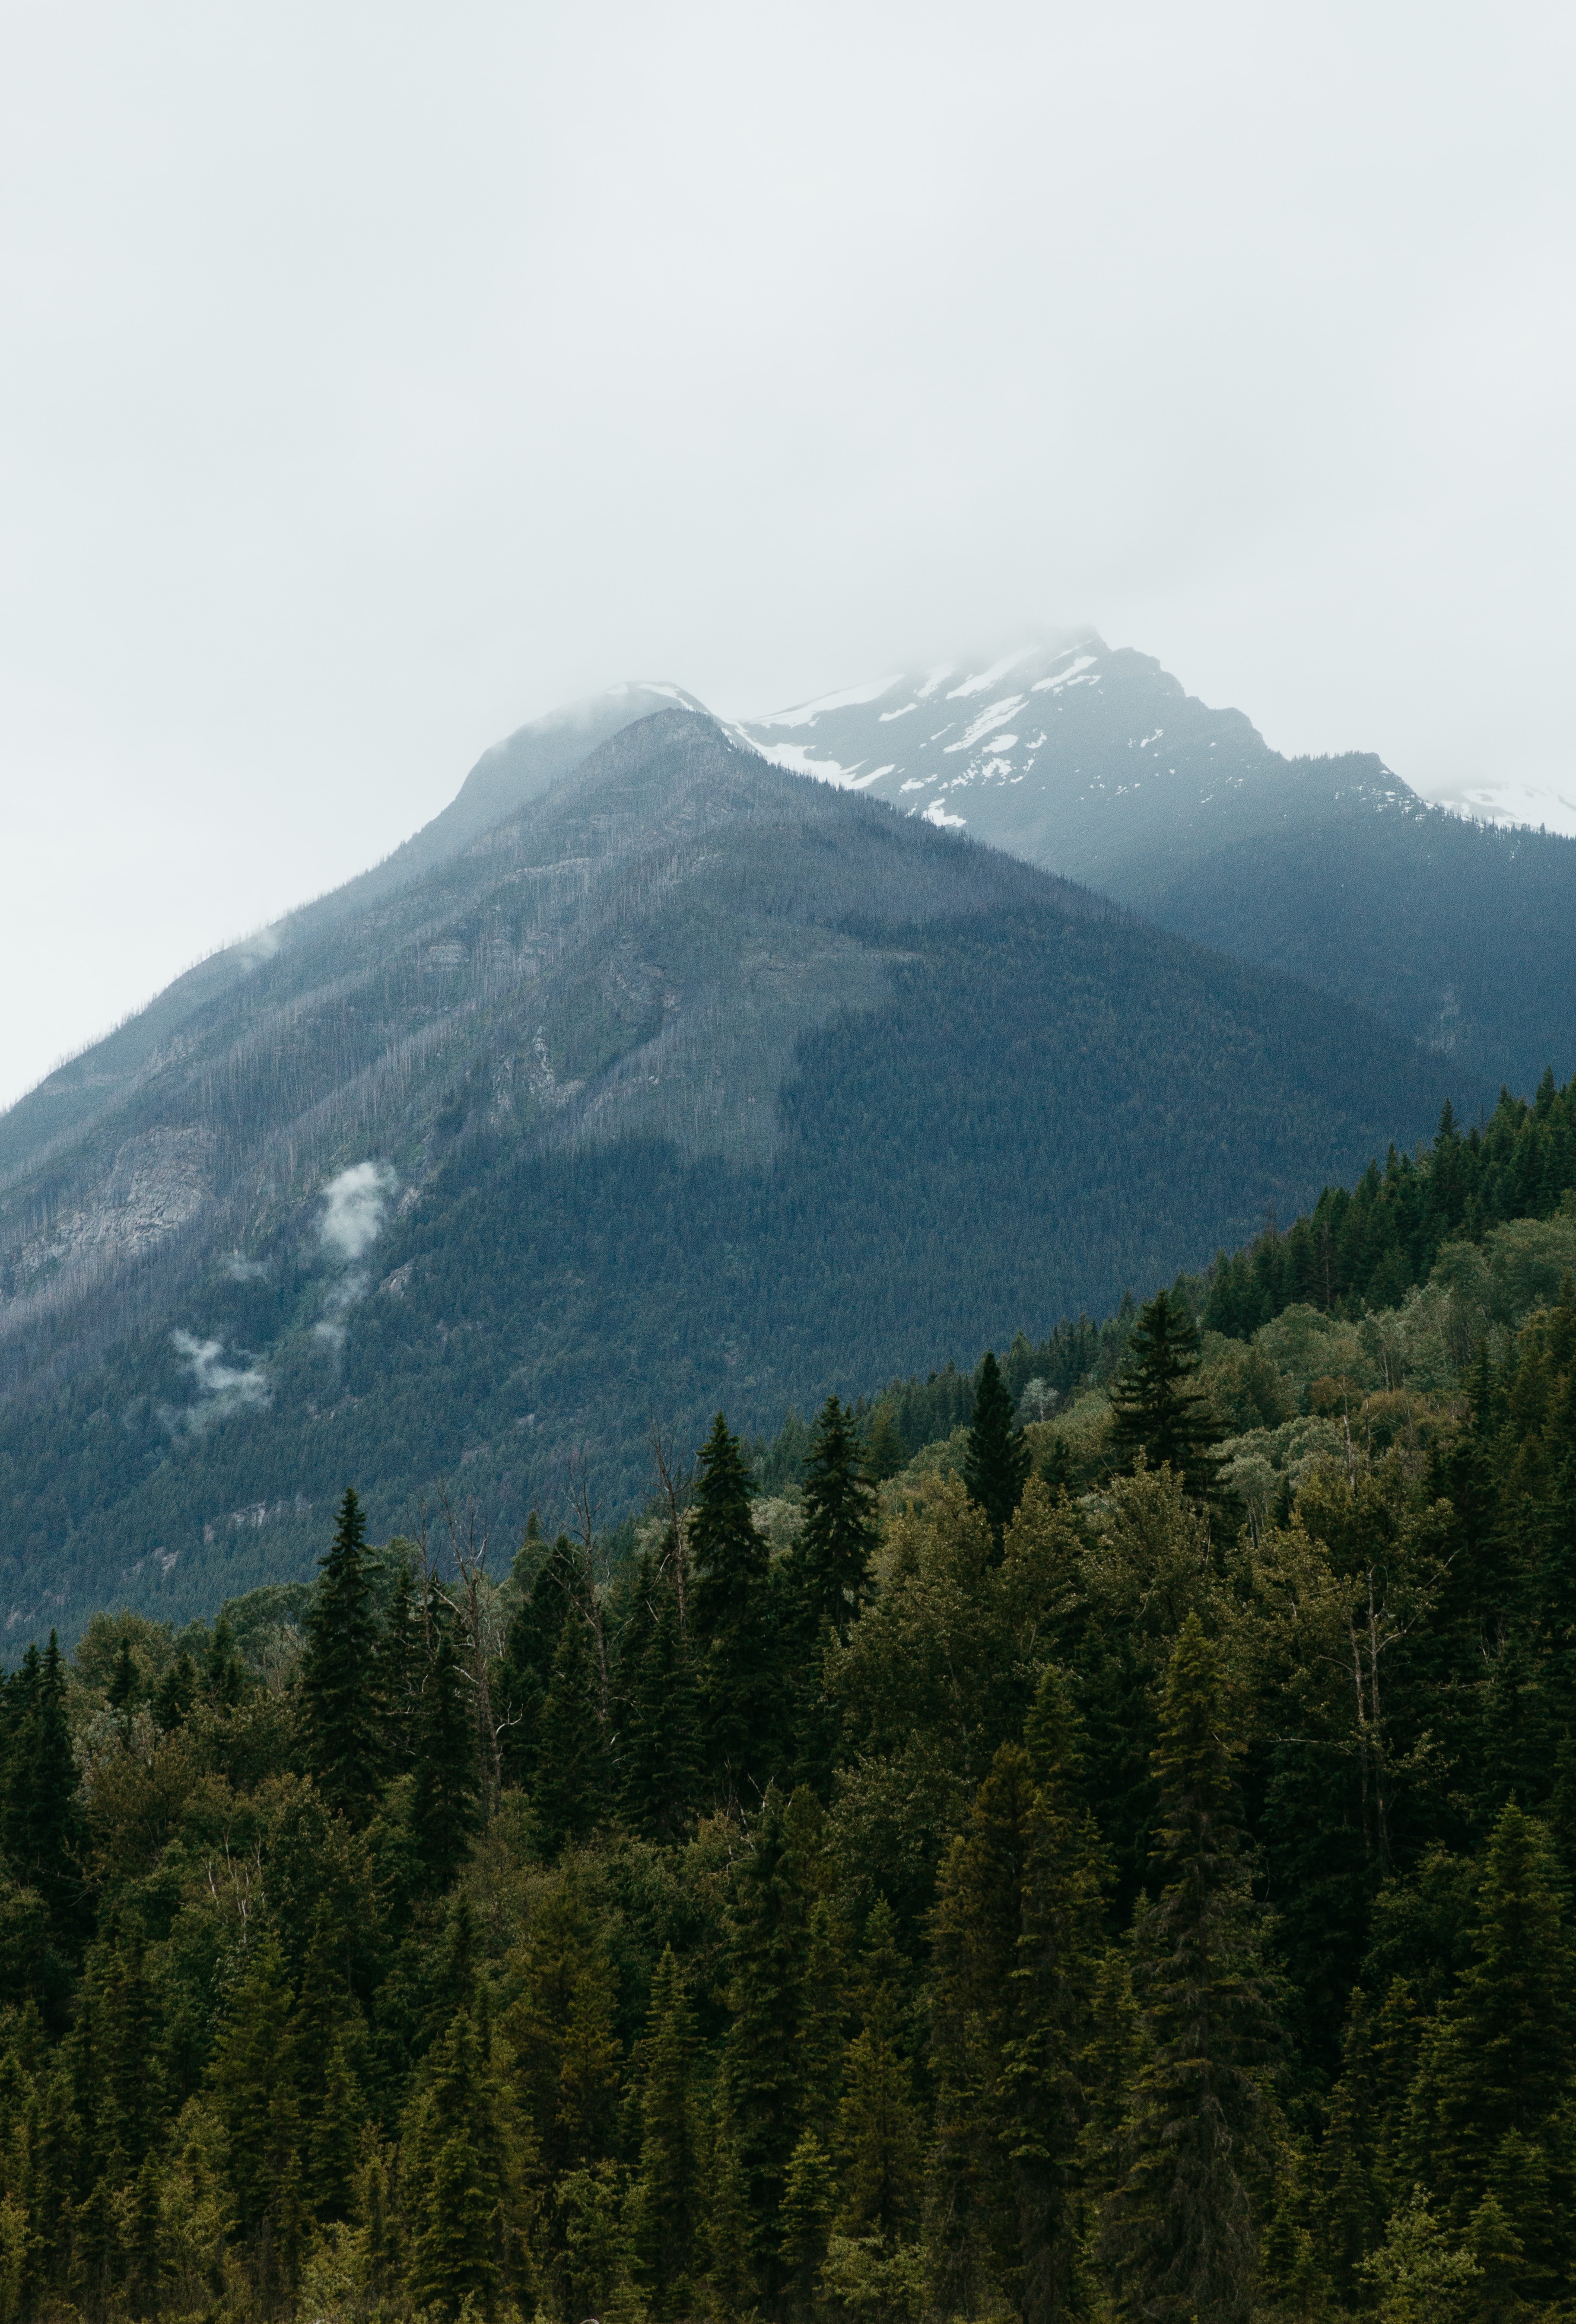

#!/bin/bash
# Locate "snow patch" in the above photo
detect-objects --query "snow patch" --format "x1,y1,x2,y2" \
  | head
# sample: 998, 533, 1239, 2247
753, 675, 906, 729
945, 695, 1026, 753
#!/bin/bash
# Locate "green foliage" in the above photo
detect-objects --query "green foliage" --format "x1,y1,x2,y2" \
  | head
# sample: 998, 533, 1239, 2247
1108, 1288, 1222, 1501
298, 1486, 382, 1822
962, 1350, 1032, 1549
14, 1151, 1576, 2322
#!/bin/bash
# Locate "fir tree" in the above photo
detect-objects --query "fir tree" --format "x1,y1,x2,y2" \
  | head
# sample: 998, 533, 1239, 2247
1412, 1799, 1576, 2296
1099, 1614, 1275, 2324
778, 2129, 836, 2319
299, 1488, 383, 1822
630, 1946, 702, 2318
534, 1601, 609, 1858
1108, 1291, 1221, 1503
963, 1351, 1032, 1552
207, 1937, 305, 2302
409, 1584, 479, 1894
203, 1613, 244, 1707
151, 1650, 197, 1734
1, 1636, 86, 1945
834, 1901, 921, 2246
496, 1521, 579, 1790
791, 1396, 879, 1643
617, 1560, 698, 1844
724, 1786, 824, 2292
404, 2000, 508, 2322
690, 1412, 780, 1802
379, 1555, 426, 1771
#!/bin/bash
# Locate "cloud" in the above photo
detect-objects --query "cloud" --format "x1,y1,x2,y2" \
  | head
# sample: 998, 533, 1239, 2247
319, 1160, 397, 1263
168, 1329, 270, 1432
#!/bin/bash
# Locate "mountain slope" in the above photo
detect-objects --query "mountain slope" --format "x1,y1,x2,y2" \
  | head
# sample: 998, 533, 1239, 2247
738, 638, 1576, 1090
0, 711, 1472, 1650
0, 680, 709, 1191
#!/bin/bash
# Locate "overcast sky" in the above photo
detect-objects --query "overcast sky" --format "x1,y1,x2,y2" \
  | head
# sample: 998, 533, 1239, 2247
3, 2, 1574, 1111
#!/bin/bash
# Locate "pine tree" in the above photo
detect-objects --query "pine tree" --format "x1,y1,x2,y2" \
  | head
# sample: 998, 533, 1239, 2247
931, 1681, 1105, 2324
1412, 1799, 1576, 2297
496, 1522, 579, 1790
834, 1901, 921, 2247
534, 1603, 609, 1858
790, 1396, 879, 1642
410, 1584, 479, 1894
203, 1613, 244, 1706
1108, 1291, 1221, 1503
690, 1412, 780, 1802
963, 1352, 1032, 1552
778, 2129, 836, 2319
1, 1636, 86, 1946
617, 1561, 698, 1844
151, 1650, 198, 1734
207, 1937, 304, 2302
503, 1875, 622, 2182
724, 1786, 824, 2292
299, 1488, 383, 1822
1099, 1614, 1275, 2324
379, 1557, 426, 1772
404, 2001, 507, 2322
630, 1946, 702, 2318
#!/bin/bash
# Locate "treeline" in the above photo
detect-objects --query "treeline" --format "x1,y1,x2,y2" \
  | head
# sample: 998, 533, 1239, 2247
1205, 1070, 1576, 1338
5, 1251, 1576, 2322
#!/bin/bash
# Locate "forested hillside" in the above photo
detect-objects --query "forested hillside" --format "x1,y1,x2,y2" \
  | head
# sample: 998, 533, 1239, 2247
5, 1077, 1576, 2322
0, 715, 1467, 1653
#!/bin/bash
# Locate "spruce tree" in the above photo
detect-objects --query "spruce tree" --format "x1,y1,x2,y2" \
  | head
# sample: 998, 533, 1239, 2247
1413, 1799, 1576, 2296
151, 1650, 198, 1734
496, 1522, 579, 1790
404, 2001, 507, 2322
617, 1561, 698, 1844
630, 1946, 702, 2318
1108, 1291, 1221, 1503
1099, 1614, 1275, 2324
203, 1613, 244, 1707
834, 1901, 921, 2246
724, 1786, 824, 2292
534, 1602, 609, 1858
410, 1584, 479, 1894
207, 1937, 305, 2302
299, 1488, 383, 1823
790, 1396, 879, 1643
963, 1351, 1032, 1552
690, 1412, 779, 1801
931, 1682, 1105, 2324
1, 1636, 86, 1946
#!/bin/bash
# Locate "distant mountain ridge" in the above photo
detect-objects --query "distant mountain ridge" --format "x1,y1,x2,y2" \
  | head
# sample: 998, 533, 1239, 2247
0, 708, 1468, 1651
737, 636, 1576, 1090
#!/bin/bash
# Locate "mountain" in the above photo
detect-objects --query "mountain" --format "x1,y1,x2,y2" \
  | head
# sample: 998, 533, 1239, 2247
737, 636, 1576, 1090
0, 708, 1471, 1651
0, 680, 708, 1190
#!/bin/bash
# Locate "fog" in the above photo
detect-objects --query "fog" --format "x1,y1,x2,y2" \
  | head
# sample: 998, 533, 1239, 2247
3, 2, 1574, 1108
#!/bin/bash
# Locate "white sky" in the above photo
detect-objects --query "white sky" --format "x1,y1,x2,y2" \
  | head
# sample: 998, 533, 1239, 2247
3, 1, 1575, 1111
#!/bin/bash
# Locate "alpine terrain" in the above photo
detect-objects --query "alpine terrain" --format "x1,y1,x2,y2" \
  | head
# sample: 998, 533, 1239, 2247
0, 701, 1468, 1647
739, 635, 1576, 1090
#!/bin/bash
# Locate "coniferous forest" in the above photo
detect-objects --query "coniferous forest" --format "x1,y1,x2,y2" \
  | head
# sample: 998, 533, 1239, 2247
6, 1076, 1576, 2322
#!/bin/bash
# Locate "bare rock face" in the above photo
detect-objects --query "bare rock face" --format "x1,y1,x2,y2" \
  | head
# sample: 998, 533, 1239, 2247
3, 1126, 215, 1322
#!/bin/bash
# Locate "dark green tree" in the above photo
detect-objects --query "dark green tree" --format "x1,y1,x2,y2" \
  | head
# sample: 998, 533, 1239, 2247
617, 1559, 698, 1844
496, 1519, 581, 1790
151, 1650, 198, 1734
410, 1584, 480, 1893
690, 1412, 780, 1802
1108, 1291, 1221, 1503
534, 1596, 609, 1858
963, 1351, 1032, 1552
299, 1488, 383, 1822
1099, 1614, 1275, 2324
724, 1786, 825, 2292
1411, 1799, 1576, 2298
207, 1937, 305, 2304
1, 1636, 86, 1946
630, 1945, 702, 2318
790, 1396, 879, 1642
203, 1613, 244, 1707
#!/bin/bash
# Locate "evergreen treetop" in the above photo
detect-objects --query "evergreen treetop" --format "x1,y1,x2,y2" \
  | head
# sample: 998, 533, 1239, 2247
299, 1488, 383, 1822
